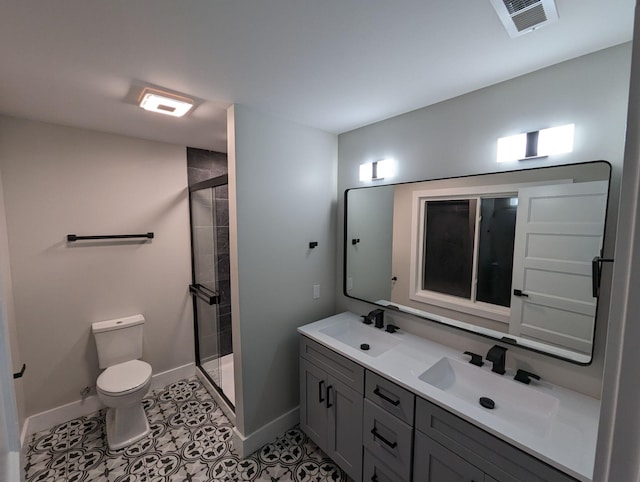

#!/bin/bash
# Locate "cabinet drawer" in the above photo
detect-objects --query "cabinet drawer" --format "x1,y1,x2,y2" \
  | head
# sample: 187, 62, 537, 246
363, 399, 413, 480
363, 448, 409, 482
366, 370, 415, 425
413, 430, 484, 482
300, 336, 364, 393
415, 397, 577, 482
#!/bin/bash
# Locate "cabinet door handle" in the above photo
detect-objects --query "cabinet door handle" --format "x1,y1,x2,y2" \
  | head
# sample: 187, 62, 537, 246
318, 380, 325, 404
371, 474, 379, 482
326, 385, 333, 408
373, 386, 400, 406
371, 428, 397, 449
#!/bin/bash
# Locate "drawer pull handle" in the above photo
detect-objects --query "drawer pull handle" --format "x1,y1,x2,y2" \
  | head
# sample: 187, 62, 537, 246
326, 385, 333, 408
373, 386, 400, 406
371, 428, 398, 449
318, 380, 325, 404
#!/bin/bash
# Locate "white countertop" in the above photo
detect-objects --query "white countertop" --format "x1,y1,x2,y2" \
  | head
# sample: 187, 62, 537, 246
297, 312, 600, 482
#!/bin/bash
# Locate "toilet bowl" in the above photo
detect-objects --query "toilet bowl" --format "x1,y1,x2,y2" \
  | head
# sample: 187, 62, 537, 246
92, 314, 153, 450
97, 359, 152, 450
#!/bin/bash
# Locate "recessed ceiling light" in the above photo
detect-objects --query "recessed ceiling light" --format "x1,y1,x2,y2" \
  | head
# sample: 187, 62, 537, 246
138, 88, 194, 117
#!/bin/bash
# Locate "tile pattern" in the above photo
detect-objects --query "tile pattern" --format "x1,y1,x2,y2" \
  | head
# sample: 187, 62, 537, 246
24, 378, 347, 482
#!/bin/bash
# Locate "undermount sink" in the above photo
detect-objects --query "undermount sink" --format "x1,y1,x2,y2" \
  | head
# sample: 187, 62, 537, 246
320, 319, 401, 357
419, 357, 559, 436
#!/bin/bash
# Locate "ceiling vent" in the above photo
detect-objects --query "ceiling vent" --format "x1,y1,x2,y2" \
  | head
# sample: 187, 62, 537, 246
489, 0, 559, 38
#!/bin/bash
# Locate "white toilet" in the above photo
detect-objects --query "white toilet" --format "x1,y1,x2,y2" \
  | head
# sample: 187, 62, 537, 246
92, 314, 153, 450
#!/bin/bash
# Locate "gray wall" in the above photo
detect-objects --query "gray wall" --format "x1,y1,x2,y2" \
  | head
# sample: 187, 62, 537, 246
228, 105, 337, 437
0, 117, 194, 416
337, 43, 632, 398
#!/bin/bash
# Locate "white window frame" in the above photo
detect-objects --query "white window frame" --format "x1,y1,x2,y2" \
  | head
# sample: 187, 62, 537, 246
409, 180, 571, 323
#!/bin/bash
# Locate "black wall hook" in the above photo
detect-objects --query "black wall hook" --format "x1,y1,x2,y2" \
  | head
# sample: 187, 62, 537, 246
13, 363, 26, 379
309, 241, 318, 249
352, 238, 360, 245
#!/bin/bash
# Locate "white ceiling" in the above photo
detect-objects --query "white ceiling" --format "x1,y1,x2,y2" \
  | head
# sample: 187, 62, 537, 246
0, 1, 634, 153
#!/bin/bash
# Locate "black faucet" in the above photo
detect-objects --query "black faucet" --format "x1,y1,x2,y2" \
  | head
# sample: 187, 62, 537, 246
367, 309, 384, 329
486, 345, 507, 375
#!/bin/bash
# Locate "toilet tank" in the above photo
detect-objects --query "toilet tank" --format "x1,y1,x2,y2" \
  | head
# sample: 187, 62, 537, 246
92, 314, 145, 369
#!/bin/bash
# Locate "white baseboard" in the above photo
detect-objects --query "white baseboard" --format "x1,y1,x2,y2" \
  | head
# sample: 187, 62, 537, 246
232, 406, 299, 458
149, 362, 195, 392
21, 362, 195, 446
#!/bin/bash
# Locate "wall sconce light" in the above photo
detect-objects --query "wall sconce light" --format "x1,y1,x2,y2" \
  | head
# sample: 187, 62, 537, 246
359, 158, 395, 182
138, 88, 194, 117
497, 124, 574, 163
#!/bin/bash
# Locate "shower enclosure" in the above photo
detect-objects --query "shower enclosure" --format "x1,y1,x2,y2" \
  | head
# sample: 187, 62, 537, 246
189, 174, 234, 409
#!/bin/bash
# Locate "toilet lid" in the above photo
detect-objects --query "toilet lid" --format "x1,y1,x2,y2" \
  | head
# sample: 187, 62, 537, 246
97, 360, 152, 395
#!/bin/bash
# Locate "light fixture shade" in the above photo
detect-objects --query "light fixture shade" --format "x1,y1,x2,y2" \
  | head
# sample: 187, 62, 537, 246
537, 124, 574, 157
139, 89, 194, 117
375, 159, 395, 180
359, 163, 373, 182
496, 124, 574, 163
359, 159, 396, 181
497, 133, 527, 163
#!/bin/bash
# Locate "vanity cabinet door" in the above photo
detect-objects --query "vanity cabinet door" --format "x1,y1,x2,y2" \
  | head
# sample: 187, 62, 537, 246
415, 397, 578, 482
326, 376, 363, 482
300, 354, 363, 482
414, 430, 484, 482
300, 358, 328, 449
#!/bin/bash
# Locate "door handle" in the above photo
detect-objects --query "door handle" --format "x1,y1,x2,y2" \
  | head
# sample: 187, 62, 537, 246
318, 380, 325, 404
189, 284, 219, 305
371, 428, 397, 449
513, 289, 528, 297
592, 256, 614, 297
326, 385, 333, 408
373, 387, 400, 406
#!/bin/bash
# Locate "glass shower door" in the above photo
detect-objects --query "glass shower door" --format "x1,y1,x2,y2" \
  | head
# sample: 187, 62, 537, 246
189, 175, 234, 408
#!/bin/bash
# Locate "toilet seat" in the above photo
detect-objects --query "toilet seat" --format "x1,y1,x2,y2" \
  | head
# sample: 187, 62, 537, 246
97, 360, 152, 396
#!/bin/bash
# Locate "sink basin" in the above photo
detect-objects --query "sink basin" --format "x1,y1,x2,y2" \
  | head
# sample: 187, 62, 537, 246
419, 357, 559, 435
320, 320, 401, 357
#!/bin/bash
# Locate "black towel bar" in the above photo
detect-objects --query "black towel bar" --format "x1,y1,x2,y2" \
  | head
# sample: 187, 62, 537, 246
67, 233, 154, 242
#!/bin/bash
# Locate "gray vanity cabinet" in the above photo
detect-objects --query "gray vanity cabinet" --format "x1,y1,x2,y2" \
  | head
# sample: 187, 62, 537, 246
299, 337, 364, 481
414, 397, 577, 482
363, 371, 415, 481
300, 334, 578, 482
414, 430, 485, 482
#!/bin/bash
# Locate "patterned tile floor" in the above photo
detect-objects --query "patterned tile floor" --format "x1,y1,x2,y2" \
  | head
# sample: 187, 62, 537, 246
23, 377, 348, 481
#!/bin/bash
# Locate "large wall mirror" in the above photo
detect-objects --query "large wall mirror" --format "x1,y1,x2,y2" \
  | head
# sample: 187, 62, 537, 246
344, 161, 611, 364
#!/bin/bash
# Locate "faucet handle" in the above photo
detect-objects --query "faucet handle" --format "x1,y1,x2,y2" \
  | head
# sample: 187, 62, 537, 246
514, 369, 541, 385
361, 314, 373, 325
463, 351, 484, 367
486, 345, 507, 375
385, 324, 399, 334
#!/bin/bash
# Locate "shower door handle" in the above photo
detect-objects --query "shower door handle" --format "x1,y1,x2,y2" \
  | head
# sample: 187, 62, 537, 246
189, 284, 219, 305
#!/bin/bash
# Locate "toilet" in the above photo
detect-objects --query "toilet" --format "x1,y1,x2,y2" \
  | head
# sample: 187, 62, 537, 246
92, 314, 152, 450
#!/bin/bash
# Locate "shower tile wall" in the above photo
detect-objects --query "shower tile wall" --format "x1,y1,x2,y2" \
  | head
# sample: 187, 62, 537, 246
187, 147, 228, 184
187, 148, 232, 359
214, 184, 232, 357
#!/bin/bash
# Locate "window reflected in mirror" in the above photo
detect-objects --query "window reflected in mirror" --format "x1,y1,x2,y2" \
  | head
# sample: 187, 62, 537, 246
344, 161, 611, 364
